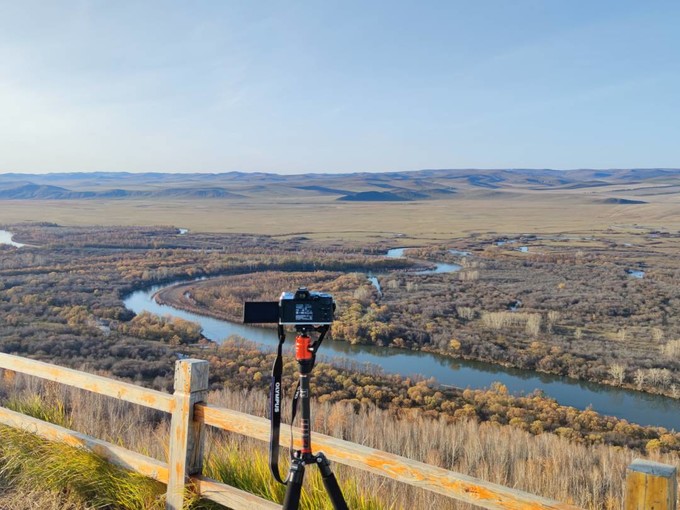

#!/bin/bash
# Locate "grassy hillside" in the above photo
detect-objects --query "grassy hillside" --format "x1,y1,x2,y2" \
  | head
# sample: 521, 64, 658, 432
2, 169, 680, 198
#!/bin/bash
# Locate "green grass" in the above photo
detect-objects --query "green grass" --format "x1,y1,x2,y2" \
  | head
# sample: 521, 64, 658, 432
4, 394, 72, 427
204, 445, 388, 510
0, 394, 166, 509
0, 394, 390, 510
0, 425, 166, 509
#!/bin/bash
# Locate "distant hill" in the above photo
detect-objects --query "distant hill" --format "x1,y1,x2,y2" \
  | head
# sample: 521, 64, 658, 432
0, 181, 244, 200
600, 198, 648, 205
338, 186, 456, 201
1, 168, 679, 202
0, 183, 96, 199
466, 175, 504, 189
338, 191, 412, 202
295, 185, 350, 195
153, 188, 244, 199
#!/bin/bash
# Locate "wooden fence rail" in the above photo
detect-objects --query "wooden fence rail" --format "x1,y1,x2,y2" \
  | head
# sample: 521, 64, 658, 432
0, 353, 676, 510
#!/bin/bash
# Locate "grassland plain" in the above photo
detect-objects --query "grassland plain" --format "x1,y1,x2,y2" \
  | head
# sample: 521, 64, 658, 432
3, 169, 680, 248
0, 194, 679, 245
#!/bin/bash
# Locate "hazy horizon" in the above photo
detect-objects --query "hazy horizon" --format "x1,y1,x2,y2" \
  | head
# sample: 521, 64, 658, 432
3, 167, 680, 178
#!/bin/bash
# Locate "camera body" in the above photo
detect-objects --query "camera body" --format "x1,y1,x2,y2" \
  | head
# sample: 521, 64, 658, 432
243, 287, 335, 326
279, 288, 334, 325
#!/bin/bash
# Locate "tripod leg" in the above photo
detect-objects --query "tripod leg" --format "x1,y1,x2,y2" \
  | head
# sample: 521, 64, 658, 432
316, 453, 349, 510
282, 457, 305, 510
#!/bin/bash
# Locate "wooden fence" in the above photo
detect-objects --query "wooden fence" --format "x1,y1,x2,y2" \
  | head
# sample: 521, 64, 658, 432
0, 353, 676, 510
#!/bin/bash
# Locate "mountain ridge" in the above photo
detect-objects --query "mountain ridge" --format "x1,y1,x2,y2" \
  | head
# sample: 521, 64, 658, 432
1, 168, 679, 202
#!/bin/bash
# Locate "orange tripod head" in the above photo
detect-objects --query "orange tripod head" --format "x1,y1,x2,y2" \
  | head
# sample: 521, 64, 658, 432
295, 333, 313, 362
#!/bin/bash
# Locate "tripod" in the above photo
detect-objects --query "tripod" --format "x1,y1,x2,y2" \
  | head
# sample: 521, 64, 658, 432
270, 326, 348, 510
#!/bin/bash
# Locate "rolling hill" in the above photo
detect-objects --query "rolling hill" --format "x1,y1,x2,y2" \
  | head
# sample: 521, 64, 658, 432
1, 168, 679, 203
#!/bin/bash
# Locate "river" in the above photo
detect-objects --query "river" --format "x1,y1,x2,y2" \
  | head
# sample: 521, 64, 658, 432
0, 230, 25, 248
124, 279, 679, 431
386, 247, 462, 274
2, 230, 675, 428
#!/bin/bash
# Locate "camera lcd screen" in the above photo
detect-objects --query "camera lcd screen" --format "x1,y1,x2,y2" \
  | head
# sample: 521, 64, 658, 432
242, 301, 279, 324
294, 303, 314, 322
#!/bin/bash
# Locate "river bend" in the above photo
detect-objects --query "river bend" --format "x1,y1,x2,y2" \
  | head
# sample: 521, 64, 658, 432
3, 231, 675, 428
124, 281, 679, 430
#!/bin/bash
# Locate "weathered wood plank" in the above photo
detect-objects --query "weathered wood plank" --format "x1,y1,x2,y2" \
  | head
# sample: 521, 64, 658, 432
0, 405, 169, 482
0, 352, 592, 509
0, 353, 173, 413
625, 459, 678, 510
196, 404, 583, 510
194, 475, 280, 510
166, 359, 209, 510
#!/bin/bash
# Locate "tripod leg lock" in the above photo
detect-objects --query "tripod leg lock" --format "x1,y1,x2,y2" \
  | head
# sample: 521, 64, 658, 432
288, 456, 305, 483
315, 452, 334, 477
282, 457, 305, 510
315, 453, 349, 510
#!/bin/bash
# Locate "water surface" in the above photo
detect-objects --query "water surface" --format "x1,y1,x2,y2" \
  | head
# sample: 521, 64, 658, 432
124, 284, 679, 430
386, 247, 461, 274
0, 230, 24, 248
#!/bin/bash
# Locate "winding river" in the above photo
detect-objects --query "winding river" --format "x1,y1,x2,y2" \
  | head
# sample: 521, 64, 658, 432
2, 231, 675, 430
385, 247, 462, 274
124, 270, 679, 431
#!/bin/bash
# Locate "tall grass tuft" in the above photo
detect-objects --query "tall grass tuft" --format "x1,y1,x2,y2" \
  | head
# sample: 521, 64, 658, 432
0, 394, 166, 510
1, 391, 390, 510
5, 393, 71, 427
203, 441, 388, 510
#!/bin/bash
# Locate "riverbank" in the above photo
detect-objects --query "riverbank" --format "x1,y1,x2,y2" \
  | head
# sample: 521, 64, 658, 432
155, 280, 249, 324
0, 230, 27, 248
155, 272, 679, 399
383, 240, 680, 401
6, 223, 678, 407
151, 313, 680, 453
141, 276, 680, 431
382, 245, 679, 400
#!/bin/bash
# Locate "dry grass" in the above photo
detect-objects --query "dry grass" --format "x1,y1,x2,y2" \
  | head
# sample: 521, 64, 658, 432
0, 487, 91, 510
3, 191, 680, 245
0, 426, 166, 510
2, 373, 678, 510
0, 377, 385, 510
218, 389, 680, 510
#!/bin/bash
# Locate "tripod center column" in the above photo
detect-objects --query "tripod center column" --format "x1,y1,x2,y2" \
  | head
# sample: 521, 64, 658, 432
295, 333, 314, 456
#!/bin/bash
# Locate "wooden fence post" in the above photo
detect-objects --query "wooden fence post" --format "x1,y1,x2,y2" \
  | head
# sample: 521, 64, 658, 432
625, 459, 678, 510
166, 359, 209, 510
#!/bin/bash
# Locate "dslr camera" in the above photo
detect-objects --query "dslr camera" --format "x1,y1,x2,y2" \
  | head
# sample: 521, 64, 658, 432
243, 287, 335, 326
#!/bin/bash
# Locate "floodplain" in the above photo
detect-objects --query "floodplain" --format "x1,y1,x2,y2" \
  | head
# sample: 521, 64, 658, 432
1, 168, 679, 508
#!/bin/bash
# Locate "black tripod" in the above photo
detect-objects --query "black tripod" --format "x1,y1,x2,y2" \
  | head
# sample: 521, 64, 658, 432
270, 325, 348, 510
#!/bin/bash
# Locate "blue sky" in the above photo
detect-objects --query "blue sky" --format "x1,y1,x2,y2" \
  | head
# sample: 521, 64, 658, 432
1, 1, 678, 173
